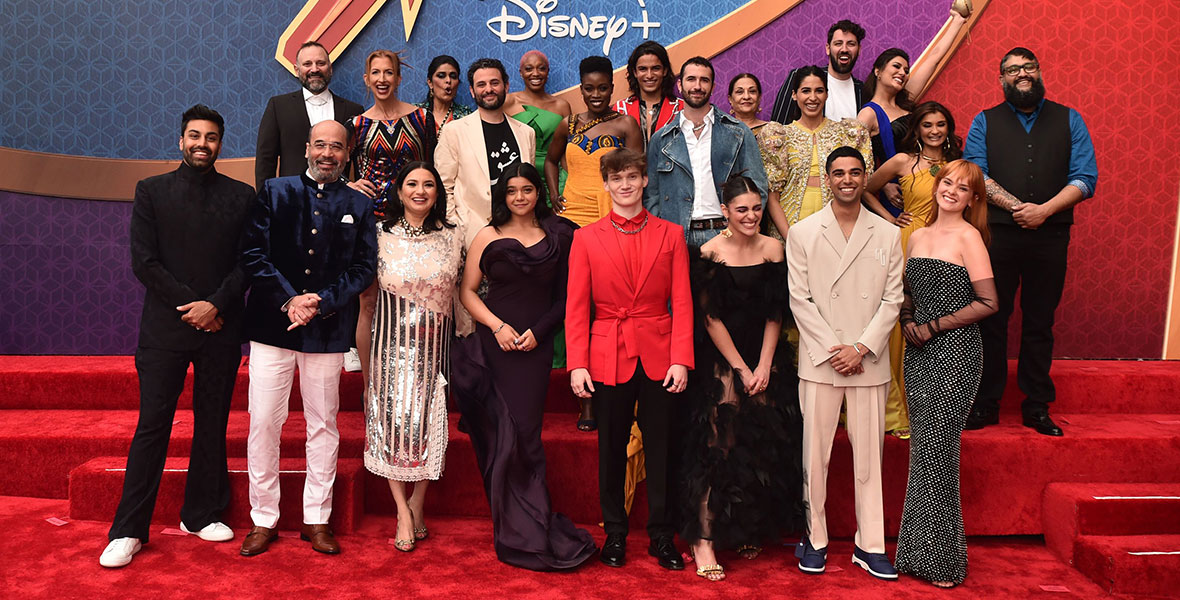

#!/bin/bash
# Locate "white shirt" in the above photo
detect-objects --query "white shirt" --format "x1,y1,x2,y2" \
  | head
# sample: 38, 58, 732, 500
680, 110, 723, 220
825, 74, 857, 121
303, 88, 335, 126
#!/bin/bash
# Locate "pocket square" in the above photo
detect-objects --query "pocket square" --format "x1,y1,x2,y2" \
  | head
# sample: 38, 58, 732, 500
341, 214, 354, 224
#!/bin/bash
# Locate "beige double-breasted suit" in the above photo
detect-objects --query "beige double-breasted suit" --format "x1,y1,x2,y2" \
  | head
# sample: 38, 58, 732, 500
786, 203, 903, 553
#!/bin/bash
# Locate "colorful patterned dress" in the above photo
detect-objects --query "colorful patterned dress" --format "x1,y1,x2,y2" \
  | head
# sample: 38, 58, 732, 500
348, 109, 436, 212
561, 113, 623, 227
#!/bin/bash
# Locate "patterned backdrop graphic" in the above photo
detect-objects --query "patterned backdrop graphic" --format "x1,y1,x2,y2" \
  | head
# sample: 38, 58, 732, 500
1, 0, 742, 159
1, 0, 1177, 357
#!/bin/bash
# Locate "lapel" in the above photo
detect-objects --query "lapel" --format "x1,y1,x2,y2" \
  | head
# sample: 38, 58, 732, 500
329, 91, 348, 121
590, 220, 631, 293
830, 205, 874, 285
659, 115, 691, 175
286, 90, 311, 131
634, 216, 668, 296
464, 115, 491, 181
709, 110, 739, 186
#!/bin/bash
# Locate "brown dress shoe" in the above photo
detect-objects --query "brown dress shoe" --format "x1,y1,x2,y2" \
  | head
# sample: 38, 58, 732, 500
240, 526, 277, 556
300, 523, 340, 554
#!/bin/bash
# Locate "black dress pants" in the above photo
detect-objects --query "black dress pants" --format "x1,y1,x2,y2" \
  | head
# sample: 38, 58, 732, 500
976, 224, 1070, 416
594, 361, 677, 540
108, 343, 241, 542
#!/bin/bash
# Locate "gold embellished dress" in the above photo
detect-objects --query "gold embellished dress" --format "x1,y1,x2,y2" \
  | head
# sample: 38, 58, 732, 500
365, 222, 464, 482
757, 118, 873, 238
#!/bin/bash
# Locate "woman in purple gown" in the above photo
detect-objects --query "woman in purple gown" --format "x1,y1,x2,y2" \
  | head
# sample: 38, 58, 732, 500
452, 162, 595, 570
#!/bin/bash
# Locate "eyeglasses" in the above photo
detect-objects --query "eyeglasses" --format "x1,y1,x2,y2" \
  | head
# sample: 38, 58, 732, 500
311, 141, 345, 152
1002, 62, 1040, 77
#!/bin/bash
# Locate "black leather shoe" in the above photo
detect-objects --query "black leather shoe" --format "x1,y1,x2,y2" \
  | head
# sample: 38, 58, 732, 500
648, 536, 684, 570
1023, 411, 1064, 436
964, 406, 999, 430
600, 533, 626, 567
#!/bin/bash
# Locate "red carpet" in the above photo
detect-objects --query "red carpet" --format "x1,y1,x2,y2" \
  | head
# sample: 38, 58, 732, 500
1, 356, 1178, 597
2, 496, 1116, 599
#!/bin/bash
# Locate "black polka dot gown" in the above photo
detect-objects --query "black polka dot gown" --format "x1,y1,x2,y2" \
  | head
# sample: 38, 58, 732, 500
894, 258, 982, 586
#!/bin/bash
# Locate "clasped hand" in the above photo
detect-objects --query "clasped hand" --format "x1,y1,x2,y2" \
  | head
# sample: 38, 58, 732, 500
177, 300, 222, 333
737, 363, 771, 395
902, 321, 934, 347
286, 293, 321, 330
828, 344, 865, 376
493, 323, 537, 352
1011, 201, 1050, 230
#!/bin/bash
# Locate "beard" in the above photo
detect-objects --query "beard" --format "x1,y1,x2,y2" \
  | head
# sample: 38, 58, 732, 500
301, 72, 330, 94
182, 146, 217, 170
1003, 76, 1046, 110
308, 159, 344, 183
683, 88, 712, 109
476, 88, 506, 110
829, 50, 857, 75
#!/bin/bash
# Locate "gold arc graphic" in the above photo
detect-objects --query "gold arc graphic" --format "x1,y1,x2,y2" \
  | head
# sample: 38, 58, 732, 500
401, 0, 424, 41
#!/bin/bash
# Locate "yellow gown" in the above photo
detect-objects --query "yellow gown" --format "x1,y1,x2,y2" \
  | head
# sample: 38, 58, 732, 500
886, 167, 937, 435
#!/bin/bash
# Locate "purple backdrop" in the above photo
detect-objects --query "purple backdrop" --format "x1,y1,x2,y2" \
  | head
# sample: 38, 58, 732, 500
2, 1, 952, 354
710, 0, 948, 118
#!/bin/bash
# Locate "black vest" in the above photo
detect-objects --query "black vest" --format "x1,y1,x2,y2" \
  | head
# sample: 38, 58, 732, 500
983, 100, 1073, 226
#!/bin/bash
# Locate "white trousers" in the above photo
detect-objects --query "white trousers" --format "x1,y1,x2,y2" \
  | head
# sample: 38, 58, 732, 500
800, 380, 888, 553
247, 341, 344, 528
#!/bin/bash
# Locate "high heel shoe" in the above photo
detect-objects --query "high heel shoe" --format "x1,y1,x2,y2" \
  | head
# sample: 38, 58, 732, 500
394, 510, 416, 552
951, 0, 973, 18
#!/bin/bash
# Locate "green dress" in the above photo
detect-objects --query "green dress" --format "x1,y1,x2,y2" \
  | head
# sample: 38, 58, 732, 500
511, 105, 567, 197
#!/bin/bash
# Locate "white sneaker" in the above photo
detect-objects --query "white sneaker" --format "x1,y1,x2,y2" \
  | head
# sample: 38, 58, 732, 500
99, 537, 141, 568
343, 348, 362, 372
180, 521, 234, 542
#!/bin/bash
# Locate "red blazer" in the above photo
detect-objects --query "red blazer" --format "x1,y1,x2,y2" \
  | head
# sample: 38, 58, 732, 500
613, 95, 685, 137
565, 213, 694, 386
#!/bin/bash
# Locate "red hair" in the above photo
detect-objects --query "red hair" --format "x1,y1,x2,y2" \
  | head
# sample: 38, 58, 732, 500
927, 159, 990, 246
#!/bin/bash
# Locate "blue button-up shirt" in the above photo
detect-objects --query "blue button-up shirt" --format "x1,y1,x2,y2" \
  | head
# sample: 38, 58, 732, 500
963, 99, 1098, 198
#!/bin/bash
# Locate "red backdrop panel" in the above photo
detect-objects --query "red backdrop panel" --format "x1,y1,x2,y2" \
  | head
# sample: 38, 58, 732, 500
923, 0, 1180, 359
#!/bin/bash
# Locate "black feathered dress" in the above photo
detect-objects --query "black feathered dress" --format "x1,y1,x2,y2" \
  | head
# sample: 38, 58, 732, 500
679, 249, 806, 549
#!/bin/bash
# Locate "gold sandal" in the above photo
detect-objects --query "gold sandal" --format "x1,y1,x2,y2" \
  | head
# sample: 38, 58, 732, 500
696, 564, 726, 581
393, 537, 415, 552
413, 526, 429, 541
737, 544, 762, 560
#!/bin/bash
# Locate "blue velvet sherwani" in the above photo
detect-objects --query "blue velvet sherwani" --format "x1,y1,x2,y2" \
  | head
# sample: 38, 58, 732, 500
241, 173, 377, 353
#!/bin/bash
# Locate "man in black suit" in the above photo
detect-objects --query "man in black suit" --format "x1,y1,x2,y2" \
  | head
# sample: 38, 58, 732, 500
100, 105, 255, 569
254, 41, 363, 191
769, 20, 866, 124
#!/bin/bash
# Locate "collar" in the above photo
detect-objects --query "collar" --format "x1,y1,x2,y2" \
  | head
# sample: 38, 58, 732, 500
302, 170, 339, 190
303, 87, 331, 106
177, 160, 216, 182
609, 208, 649, 230
1004, 97, 1045, 118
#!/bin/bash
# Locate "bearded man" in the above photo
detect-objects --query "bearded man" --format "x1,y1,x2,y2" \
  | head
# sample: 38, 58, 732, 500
238, 119, 377, 556
962, 47, 1098, 437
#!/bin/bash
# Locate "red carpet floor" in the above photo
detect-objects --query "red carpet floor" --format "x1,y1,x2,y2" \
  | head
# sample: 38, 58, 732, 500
2, 356, 1178, 598
3, 496, 1117, 599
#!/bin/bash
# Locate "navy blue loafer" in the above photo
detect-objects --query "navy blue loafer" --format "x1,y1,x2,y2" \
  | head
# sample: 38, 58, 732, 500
852, 545, 898, 580
795, 537, 827, 574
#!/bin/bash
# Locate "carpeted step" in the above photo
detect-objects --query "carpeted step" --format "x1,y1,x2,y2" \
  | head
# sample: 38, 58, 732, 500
1044, 482, 1180, 563
68, 457, 364, 533
0, 356, 580, 414
1073, 534, 1180, 596
6, 408, 1180, 536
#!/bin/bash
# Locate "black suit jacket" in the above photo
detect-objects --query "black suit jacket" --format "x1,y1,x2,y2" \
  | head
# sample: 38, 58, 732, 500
130, 162, 255, 350
769, 67, 864, 125
254, 89, 364, 191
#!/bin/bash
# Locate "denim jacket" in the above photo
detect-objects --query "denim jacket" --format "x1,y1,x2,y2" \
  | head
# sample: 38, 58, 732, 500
643, 106, 768, 229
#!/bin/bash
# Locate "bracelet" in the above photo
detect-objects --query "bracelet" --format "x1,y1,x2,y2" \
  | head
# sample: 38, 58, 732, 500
493, 322, 506, 334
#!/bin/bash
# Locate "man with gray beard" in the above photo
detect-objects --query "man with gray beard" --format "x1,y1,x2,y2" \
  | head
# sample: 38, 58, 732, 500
962, 47, 1098, 437
239, 120, 377, 556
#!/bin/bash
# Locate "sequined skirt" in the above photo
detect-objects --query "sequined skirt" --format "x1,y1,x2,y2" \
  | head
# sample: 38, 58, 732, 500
365, 290, 451, 481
